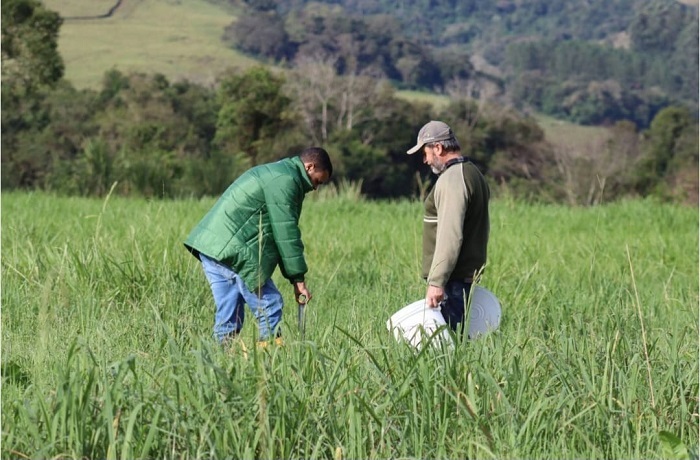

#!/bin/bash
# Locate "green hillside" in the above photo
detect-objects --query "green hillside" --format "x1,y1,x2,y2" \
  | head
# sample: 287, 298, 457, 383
41, 0, 698, 133
41, 0, 610, 147
42, 0, 259, 89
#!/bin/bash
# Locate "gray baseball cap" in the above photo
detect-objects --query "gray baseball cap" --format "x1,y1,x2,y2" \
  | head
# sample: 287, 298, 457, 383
406, 120, 455, 154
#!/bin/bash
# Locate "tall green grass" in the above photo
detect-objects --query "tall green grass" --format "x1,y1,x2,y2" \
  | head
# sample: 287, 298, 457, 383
2, 191, 698, 458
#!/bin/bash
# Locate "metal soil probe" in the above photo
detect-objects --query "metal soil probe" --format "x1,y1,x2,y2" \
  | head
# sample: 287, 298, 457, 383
298, 295, 307, 340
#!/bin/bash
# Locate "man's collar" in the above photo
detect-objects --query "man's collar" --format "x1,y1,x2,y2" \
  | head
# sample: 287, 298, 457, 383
444, 156, 467, 170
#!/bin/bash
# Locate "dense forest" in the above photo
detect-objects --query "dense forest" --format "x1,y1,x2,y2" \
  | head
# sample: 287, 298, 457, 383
221, 0, 698, 127
1, 0, 698, 204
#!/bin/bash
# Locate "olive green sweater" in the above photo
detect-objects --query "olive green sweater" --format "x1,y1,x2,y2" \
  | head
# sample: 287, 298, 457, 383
422, 159, 490, 287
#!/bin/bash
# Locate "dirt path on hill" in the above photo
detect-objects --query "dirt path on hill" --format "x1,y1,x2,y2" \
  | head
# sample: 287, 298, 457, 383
63, 0, 124, 20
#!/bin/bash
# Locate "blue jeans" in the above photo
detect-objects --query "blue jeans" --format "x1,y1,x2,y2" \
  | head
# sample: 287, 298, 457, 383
441, 280, 472, 334
198, 253, 284, 343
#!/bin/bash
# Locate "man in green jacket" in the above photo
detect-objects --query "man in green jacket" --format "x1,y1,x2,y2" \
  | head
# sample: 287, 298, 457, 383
406, 121, 490, 334
185, 147, 333, 345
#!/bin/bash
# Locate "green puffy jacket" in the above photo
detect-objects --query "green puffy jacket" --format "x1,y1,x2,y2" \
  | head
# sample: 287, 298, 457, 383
184, 156, 313, 290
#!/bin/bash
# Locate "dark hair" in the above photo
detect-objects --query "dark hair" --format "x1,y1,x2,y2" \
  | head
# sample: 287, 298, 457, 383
300, 147, 333, 177
427, 138, 461, 153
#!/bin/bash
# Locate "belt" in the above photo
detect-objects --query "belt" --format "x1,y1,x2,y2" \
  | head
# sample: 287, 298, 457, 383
424, 277, 475, 284
447, 277, 473, 283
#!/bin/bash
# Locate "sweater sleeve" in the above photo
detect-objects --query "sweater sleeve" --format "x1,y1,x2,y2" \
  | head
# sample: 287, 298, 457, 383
265, 174, 308, 282
427, 168, 468, 287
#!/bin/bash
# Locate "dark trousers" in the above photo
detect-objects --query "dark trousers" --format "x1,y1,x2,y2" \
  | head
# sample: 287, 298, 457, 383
441, 280, 472, 334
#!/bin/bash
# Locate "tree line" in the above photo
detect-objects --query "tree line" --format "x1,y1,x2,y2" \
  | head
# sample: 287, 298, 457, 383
1, 0, 697, 205
220, 0, 698, 128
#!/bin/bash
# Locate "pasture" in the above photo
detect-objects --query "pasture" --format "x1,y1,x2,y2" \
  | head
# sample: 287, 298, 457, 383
2, 190, 698, 458
42, 0, 259, 89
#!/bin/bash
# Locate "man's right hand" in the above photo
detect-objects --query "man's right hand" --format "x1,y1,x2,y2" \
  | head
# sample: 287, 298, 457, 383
294, 281, 311, 304
426, 284, 445, 309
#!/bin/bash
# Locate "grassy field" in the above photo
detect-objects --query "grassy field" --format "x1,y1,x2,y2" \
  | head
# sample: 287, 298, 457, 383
534, 114, 611, 150
395, 90, 451, 111
41, 0, 259, 89
2, 191, 698, 458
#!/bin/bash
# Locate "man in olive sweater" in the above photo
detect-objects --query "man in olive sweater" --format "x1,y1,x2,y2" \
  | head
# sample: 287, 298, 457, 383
185, 147, 332, 344
407, 121, 490, 333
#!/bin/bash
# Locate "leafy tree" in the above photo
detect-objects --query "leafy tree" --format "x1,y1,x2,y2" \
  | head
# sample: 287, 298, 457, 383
51, 138, 115, 196
327, 132, 389, 195
227, 3, 446, 89
95, 74, 184, 153
167, 80, 221, 157
391, 41, 440, 89
634, 106, 699, 202
1, 0, 65, 188
87, 72, 222, 197
325, 92, 427, 199
33, 82, 101, 192
629, 0, 694, 54
223, 10, 291, 61
97, 69, 131, 106
668, 18, 699, 102
433, 48, 474, 83
1, 0, 64, 93
215, 67, 296, 166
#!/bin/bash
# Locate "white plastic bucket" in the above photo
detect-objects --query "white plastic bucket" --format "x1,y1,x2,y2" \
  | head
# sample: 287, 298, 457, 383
466, 286, 501, 339
387, 286, 502, 348
386, 299, 453, 349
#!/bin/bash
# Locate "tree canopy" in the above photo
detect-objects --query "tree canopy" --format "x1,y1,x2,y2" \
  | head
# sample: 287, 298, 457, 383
222, 0, 697, 127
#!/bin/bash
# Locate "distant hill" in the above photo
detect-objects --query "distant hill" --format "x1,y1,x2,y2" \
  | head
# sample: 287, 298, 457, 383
42, 0, 697, 127
41, 0, 259, 89
219, 0, 697, 126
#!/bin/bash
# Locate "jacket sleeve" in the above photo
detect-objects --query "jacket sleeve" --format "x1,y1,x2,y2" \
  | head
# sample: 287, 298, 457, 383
265, 174, 308, 282
428, 170, 468, 287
